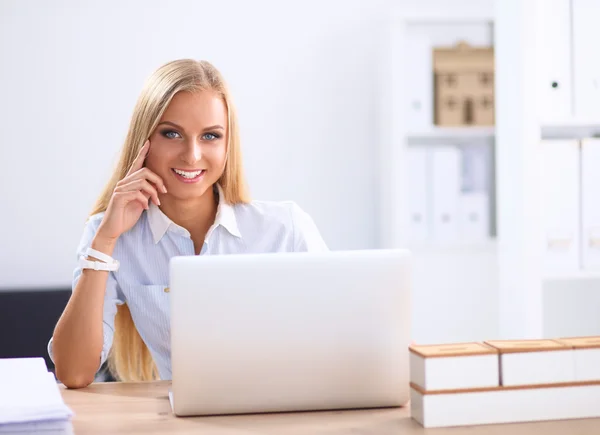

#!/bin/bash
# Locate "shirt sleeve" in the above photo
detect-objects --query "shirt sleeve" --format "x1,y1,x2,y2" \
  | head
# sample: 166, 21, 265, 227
47, 214, 124, 373
289, 202, 329, 252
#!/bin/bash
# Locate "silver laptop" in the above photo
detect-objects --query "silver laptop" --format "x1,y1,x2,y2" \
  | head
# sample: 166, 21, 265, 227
168, 249, 412, 416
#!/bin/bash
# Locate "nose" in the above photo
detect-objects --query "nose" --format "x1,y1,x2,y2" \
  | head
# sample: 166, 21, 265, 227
181, 139, 202, 165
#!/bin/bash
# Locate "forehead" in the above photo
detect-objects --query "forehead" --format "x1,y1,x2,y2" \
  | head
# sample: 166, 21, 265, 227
161, 90, 227, 129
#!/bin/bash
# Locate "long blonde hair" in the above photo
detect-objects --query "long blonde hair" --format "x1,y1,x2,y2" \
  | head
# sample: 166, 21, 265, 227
90, 59, 250, 381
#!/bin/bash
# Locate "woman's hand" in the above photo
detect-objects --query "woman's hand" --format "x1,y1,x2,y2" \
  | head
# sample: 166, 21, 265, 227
96, 140, 168, 242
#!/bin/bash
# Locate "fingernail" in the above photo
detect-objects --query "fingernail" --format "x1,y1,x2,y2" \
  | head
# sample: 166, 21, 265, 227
162, 186, 168, 193
157, 198, 161, 206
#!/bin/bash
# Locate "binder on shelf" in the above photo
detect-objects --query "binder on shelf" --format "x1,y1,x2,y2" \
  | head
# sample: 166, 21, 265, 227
431, 146, 460, 242
405, 34, 433, 130
458, 145, 491, 241
540, 139, 580, 276
581, 138, 600, 271
407, 147, 431, 242
458, 192, 490, 241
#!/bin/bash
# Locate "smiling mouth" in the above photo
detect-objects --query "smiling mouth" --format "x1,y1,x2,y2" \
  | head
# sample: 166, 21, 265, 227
171, 168, 206, 182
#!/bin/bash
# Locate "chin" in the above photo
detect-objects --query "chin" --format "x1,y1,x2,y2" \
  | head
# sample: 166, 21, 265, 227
167, 178, 217, 200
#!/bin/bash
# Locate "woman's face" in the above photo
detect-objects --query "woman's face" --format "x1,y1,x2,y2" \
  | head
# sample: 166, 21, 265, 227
145, 90, 228, 201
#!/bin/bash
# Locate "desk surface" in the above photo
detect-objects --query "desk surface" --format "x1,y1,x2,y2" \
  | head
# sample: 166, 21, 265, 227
61, 381, 600, 434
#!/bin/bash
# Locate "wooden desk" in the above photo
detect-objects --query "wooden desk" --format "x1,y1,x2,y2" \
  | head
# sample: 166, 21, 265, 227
61, 381, 600, 434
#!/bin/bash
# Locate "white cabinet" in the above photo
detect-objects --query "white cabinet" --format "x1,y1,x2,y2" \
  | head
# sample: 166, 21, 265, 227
536, 0, 573, 122
572, 0, 600, 119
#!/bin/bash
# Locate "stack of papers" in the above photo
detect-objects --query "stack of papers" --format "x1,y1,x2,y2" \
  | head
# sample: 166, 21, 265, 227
0, 358, 74, 434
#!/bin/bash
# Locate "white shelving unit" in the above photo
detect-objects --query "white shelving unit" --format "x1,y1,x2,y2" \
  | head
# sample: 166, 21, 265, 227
407, 127, 495, 143
380, 0, 498, 345
495, 0, 600, 339
381, 0, 600, 344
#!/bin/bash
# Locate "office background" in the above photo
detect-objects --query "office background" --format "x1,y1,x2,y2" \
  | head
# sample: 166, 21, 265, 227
1, 0, 600, 375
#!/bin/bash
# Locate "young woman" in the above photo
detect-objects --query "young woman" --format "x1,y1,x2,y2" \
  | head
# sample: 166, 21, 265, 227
49, 59, 328, 389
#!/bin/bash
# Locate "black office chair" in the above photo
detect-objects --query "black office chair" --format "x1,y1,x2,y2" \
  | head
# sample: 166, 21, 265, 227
0, 288, 115, 382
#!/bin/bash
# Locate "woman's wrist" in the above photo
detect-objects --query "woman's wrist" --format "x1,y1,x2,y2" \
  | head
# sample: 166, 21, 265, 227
90, 234, 118, 258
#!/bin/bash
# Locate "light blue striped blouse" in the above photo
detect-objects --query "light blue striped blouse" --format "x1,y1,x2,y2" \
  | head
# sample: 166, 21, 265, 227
48, 184, 328, 380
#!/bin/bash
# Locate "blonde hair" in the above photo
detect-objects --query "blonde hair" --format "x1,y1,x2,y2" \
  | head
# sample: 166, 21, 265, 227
90, 59, 250, 381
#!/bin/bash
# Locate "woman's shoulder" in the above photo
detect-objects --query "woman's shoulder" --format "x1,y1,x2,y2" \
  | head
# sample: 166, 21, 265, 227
78, 212, 105, 235
86, 211, 106, 225
233, 199, 305, 223
232, 200, 328, 251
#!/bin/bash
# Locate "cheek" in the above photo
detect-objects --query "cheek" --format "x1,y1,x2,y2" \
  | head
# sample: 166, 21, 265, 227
206, 144, 228, 167
145, 142, 175, 172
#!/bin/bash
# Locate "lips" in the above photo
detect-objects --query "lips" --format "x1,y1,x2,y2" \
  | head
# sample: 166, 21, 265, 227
171, 168, 205, 183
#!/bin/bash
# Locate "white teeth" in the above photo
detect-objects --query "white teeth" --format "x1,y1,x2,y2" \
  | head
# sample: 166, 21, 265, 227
173, 169, 203, 179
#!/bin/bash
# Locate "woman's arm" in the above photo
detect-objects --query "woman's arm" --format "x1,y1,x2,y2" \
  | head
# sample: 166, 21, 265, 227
51, 235, 117, 388
51, 141, 165, 388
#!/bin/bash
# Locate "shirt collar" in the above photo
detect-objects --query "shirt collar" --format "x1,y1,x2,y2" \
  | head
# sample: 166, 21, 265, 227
147, 183, 241, 244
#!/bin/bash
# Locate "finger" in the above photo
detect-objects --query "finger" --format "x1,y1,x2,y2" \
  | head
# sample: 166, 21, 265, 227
116, 179, 160, 206
131, 167, 167, 194
118, 166, 167, 194
126, 140, 150, 177
114, 190, 149, 210
133, 191, 150, 210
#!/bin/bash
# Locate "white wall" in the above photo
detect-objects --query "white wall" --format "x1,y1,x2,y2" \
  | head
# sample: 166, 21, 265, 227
410, 244, 499, 344
0, 0, 390, 288
543, 279, 600, 338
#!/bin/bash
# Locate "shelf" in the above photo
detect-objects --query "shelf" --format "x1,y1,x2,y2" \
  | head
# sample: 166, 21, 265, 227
543, 271, 600, 282
542, 118, 600, 139
408, 239, 497, 253
406, 126, 495, 144
542, 117, 600, 129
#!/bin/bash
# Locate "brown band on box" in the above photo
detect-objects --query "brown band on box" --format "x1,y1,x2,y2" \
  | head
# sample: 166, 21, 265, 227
409, 342, 498, 358
555, 336, 600, 349
410, 380, 600, 396
484, 339, 570, 354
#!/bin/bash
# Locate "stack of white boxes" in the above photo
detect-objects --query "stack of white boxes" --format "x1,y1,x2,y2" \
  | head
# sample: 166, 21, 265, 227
410, 337, 600, 428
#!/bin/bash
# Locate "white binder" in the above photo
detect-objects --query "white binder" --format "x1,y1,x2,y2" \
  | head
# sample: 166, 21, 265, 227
407, 147, 430, 242
540, 140, 580, 276
458, 192, 490, 241
581, 138, 600, 271
431, 146, 460, 242
458, 145, 491, 241
404, 34, 433, 130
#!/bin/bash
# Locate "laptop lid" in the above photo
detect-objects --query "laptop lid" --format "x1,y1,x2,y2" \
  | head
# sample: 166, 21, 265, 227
169, 249, 412, 416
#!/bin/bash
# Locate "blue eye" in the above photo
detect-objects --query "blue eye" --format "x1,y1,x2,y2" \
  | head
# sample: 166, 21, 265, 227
203, 132, 222, 141
160, 129, 181, 139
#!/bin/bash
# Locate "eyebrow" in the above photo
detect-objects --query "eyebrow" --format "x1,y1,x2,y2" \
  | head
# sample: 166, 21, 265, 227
157, 121, 224, 131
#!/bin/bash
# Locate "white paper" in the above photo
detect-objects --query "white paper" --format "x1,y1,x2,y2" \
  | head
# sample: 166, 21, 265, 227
0, 359, 73, 428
